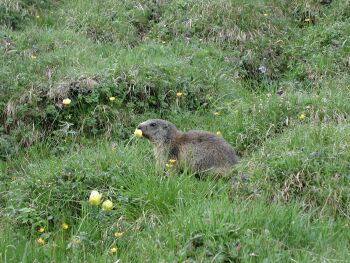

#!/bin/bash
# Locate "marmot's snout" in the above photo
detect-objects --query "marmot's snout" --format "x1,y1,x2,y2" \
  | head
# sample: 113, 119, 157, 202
136, 122, 150, 139
136, 119, 173, 142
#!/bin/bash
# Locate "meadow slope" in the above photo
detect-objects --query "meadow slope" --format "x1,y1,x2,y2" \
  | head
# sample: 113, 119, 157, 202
1, 0, 350, 262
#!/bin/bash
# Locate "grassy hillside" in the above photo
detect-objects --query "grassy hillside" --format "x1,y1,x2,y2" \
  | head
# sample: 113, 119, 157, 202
1, 0, 350, 262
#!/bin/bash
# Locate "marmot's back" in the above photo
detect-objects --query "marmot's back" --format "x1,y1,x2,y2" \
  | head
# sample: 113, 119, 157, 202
175, 131, 238, 174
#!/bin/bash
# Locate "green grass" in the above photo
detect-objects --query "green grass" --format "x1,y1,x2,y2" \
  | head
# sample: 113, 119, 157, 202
1, 140, 350, 262
1, 0, 350, 262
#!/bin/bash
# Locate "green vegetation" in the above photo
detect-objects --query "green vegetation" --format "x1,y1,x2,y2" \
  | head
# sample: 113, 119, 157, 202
1, 0, 350, 262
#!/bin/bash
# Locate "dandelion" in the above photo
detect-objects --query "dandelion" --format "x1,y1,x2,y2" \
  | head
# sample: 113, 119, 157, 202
165, 163, 173, 169
304, 18, 311, 22
109, 96, 116, 101
134, 129, 143, 138
38, 227, 45, 233
216, 131, 222, 136
114, 232, 124, 238
37, 238, 45, 246
176, 92, 184, 97
213, 112, 220, 116
102, 200, 113, 212
31, 55, 37, 60
169, 159, 177, 164
62, 223, 69, 230
162, 41, 166, 44
36, 15, 40, 19
62, 98, 71, 105
263, 13, 268, 16
89, 190, 102, 206
299, 113, 306, 120
110, 247, 118, 254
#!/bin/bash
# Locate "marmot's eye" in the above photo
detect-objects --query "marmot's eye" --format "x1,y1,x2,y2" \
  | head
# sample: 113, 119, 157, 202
150, 123, 157, 127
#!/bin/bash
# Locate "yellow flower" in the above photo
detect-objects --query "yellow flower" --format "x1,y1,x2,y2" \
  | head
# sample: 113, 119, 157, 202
216, 131, 222, 136
299, 113, 306, 120
304, 18, 311, 22
38, 227, 45, 233
31, 55, 37, 60
62, 98, 71, 105
134, 129, 143, 138
36, 15, 40, 19
165, 163, 173, 169
37, 238, 45, 246
110, 247, 118, 254
213, 112, 220, 116
169, 159, 177, 164
263, 13, 268, 16
109, 96, 116, 101
102, 200, 113, 212
114, 232, 124, 238
162, 41, 166, 44
89, 190, 102, 206
62, 223, 69, 230
176, 92, 184, 97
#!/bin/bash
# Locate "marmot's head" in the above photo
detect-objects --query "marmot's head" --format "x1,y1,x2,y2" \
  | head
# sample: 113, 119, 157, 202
136, 119, 177, 144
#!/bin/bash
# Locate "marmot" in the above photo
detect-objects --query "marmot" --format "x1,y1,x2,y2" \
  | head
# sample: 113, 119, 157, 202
136, 119, 238, 175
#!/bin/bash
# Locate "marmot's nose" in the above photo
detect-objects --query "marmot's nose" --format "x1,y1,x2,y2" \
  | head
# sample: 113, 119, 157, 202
137, 121, 147, 130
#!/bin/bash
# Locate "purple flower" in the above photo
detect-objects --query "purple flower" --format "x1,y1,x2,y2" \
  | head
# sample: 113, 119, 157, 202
259, 65, 267, 74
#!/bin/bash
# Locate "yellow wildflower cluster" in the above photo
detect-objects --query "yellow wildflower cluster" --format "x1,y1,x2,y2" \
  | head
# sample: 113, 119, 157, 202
114, 232, 124, 238
299, 113, 306, 121
35, 191, 118, 254
109, 231, 125, 255
89, 190, 114, 212
37, 237, 45, 246
36, 222, 69, 245
165, 159, 177, 169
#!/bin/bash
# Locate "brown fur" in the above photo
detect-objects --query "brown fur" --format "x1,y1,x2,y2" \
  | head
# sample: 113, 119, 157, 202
136, 119, 238, 175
